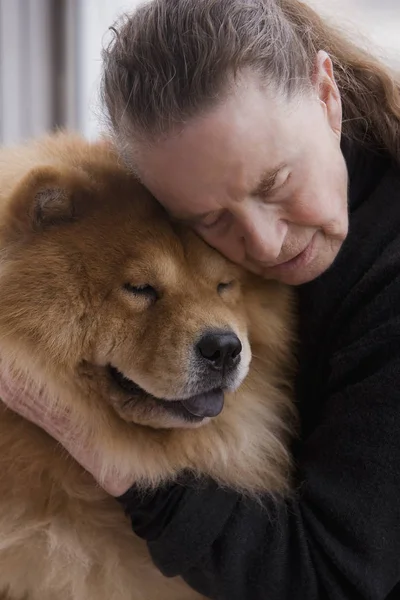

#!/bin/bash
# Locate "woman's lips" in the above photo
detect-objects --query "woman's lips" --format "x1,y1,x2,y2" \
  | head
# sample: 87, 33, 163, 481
260, 233, 317, 275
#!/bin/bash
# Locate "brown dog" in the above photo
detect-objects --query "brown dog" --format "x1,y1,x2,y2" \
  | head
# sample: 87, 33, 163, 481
0, 133, 295, 600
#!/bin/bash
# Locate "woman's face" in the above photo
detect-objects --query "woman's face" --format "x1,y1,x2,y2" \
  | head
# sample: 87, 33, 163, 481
131, 55, 349, 285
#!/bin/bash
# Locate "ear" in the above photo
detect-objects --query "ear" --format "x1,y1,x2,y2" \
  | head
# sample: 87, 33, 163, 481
312, 50, 342, 139
6, 165, 93, 236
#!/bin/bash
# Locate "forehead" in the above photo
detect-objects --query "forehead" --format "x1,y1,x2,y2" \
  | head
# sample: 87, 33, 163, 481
84, 197, 239, 283
132, 79, 305, 213
178, 227, 241, 277
119, 231, 240, 290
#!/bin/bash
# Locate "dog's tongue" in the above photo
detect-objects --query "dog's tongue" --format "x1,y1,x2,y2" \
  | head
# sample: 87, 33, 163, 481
181, 390, 224, 418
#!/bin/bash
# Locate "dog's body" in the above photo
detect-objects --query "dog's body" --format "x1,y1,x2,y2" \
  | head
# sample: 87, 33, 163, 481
0, 133, 295, 600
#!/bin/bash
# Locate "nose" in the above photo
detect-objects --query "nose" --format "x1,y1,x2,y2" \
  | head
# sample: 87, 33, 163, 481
197, 331, 242, 371
241, 209, 287, 263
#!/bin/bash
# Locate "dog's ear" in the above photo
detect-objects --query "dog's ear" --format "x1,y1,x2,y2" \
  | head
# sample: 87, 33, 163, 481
5, 165, 94, 237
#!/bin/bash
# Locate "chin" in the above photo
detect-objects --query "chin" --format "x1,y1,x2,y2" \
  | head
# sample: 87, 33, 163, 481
105, 364, 248, 430
277, 267, 323, 286
267, 237, 345, 286
275, 261, 331, 286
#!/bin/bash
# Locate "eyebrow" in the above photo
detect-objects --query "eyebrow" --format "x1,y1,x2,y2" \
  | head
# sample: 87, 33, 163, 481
251, 165, 284, 197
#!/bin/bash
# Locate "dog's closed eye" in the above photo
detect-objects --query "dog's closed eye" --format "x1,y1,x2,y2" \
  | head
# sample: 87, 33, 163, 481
123, 284, 159, 303
217, 281, 235, 295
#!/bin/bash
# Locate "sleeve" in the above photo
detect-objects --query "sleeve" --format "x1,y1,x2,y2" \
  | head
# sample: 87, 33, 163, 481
117, 275, 400, 600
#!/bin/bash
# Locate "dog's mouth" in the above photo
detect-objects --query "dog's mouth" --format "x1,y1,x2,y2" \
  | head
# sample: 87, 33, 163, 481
109, 366, 224, 422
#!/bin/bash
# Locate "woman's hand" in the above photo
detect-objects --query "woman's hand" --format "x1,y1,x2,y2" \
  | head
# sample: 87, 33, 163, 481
0, 368, 133, 496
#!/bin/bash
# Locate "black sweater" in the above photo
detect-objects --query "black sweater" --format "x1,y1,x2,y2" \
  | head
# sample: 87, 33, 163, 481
118, 140, 400, 600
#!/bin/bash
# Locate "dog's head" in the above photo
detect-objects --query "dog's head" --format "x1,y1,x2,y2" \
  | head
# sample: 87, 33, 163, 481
0, 153, 254, 429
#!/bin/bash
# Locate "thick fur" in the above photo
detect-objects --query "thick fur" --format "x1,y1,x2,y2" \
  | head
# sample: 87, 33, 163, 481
0, 133, 296, 600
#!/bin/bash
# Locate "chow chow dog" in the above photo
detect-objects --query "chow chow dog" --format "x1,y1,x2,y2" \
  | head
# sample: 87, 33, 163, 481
0, 133, 295, 600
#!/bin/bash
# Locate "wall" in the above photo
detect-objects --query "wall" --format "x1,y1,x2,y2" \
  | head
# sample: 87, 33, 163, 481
0, 0, 55, 144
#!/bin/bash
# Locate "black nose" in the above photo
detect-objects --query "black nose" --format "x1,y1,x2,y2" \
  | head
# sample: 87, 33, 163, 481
197, 331, 242, 371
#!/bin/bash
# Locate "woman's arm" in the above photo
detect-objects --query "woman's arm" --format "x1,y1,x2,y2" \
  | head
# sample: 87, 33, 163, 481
0, 372, 133, 497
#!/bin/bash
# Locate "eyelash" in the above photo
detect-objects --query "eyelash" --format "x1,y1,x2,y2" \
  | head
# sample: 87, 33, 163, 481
196, 172, 291, 229
123, 283, 159, 303
265, 172, 291, 196
199, 212, 228, 230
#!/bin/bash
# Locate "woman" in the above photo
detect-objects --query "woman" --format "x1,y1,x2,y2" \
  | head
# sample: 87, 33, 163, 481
2, 0, 400, 598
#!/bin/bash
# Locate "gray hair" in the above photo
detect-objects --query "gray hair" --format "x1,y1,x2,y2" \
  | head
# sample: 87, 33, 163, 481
101, 0, 400, 160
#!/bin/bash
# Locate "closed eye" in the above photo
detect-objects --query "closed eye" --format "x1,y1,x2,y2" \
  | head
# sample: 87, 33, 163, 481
217, 280, 235, 294
270, 169, 291, 193
123, 283, 159, 302
197, 211, 228, 230
252, 166, 290, 198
